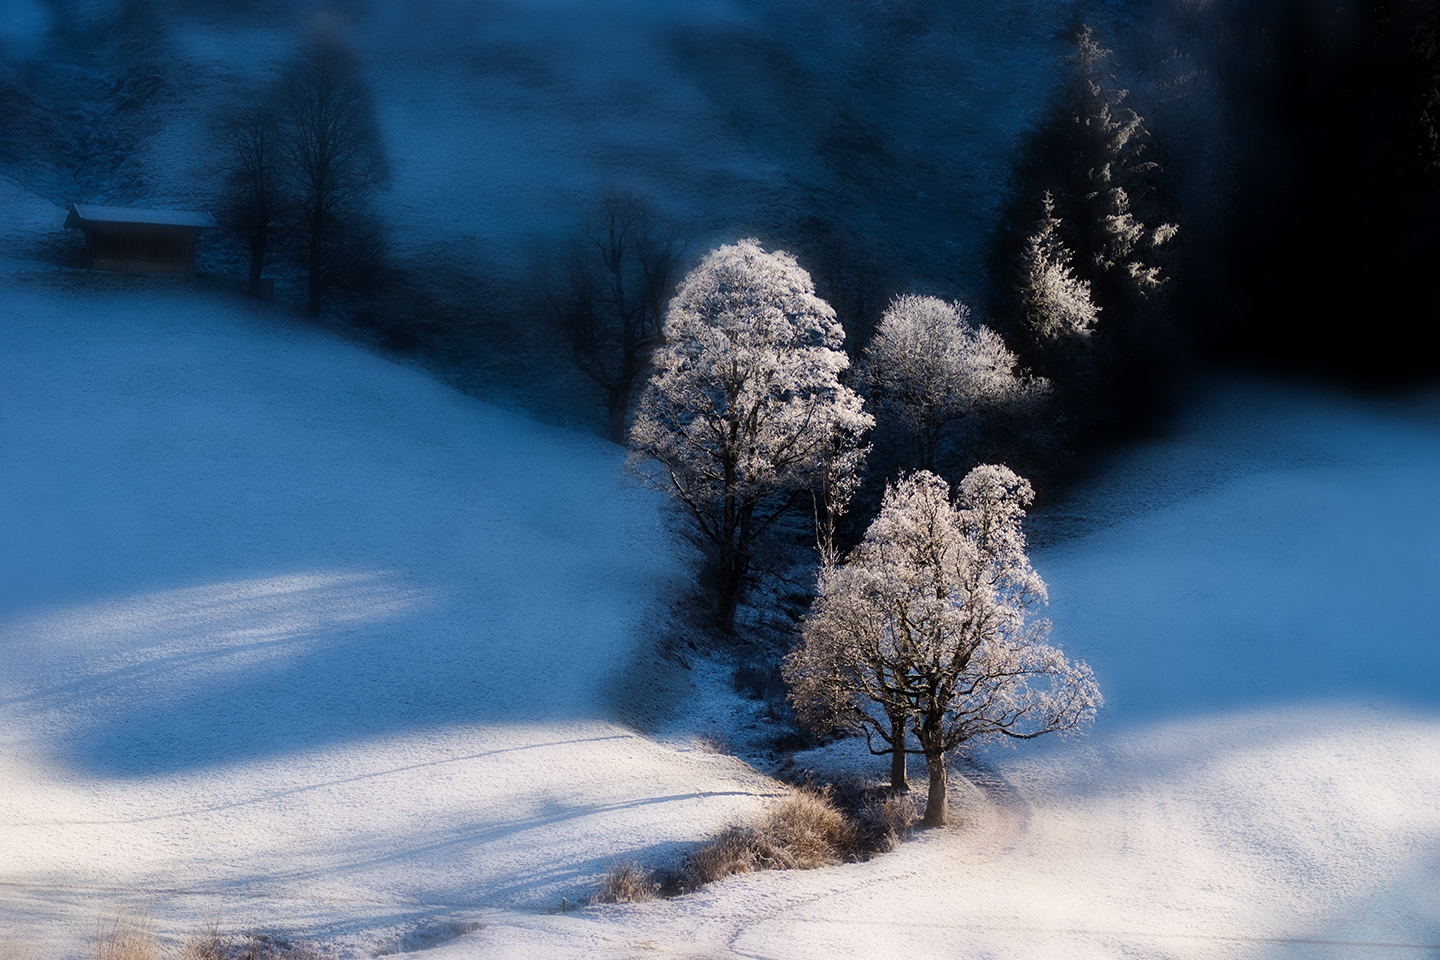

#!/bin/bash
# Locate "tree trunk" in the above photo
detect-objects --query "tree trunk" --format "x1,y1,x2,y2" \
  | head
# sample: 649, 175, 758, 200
307, 204, 325, 316
890, 743, 909, 794
716, 549, 748, 634
247, 222, 268, 296
920, 749, 947, 827
607, 387, 629, 444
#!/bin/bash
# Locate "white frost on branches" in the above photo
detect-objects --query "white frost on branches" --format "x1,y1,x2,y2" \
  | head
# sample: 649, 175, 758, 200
859, 294, 1049, 473
1019, 191, 1102, 347
628, 239, 872, 629
785, 467, 1101, 825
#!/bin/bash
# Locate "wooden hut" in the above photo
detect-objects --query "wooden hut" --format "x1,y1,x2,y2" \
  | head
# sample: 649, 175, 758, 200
64, 204, 217, 275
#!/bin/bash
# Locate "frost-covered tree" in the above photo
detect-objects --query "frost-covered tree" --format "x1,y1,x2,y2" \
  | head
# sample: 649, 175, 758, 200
628, 239, 872, 632
859, 294, 1048, 475
992, 25, 1179, 430
1058, 26, 1177, 309
785, 468, 1100, 826
1017, 194, 1100, 349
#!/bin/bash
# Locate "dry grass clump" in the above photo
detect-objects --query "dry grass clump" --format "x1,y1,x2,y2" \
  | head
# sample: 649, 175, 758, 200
178, 930, 324, 960
598, 782, 923, 903
680, 825, 758, 888
694, 730, 731, 754
756, 787, 861, 868
679, 787, 861, 891
825, 776, 921, 852
92, 910, 160, 960
592, 860, 658, 904
181, 924, 224, 960
236, 934, 325, 960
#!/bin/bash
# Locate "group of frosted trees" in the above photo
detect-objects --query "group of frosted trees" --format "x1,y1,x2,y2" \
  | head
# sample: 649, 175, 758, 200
584, 22, 1182, 828
626, 239, 1101, 826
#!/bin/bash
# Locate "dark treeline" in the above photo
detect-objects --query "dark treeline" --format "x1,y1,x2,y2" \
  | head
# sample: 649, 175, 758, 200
217, 30, 389, 316
1130, 0, 1440, 382
981, 0, 1440, 485
1215, 0, 1440, 379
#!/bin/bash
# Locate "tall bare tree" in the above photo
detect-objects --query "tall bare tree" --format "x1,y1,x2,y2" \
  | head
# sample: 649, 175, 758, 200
217, 100, 278, 297
272, 35, 389, 316
546, 186, 688, 442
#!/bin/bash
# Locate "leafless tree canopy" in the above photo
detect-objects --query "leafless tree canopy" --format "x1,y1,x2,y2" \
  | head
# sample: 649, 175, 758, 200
545, 186, 688, 443
216, 100, 278, 296
272, 35, 389, 316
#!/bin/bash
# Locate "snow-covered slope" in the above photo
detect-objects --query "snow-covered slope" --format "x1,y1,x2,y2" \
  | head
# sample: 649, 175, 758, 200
431, 380, 1440, 959
12, 0, 1080, 297
3, 168, 1439, 958
0, 242, 780, 958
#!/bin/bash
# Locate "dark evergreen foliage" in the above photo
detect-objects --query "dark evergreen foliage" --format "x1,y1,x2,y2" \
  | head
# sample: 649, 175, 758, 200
1216, 0, 1440, 380
988, 24, 1182, 449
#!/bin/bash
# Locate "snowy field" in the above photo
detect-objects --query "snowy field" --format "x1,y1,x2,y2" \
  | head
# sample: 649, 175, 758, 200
3, 0, 1440, 954
426, 379, 1440, 960
4, 187, 1439, 957
0, 222, 780, 958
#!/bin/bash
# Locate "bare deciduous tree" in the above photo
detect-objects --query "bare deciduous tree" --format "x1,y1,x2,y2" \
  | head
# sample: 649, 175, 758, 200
803, 222, 898, 367
272, 34, 389, 316
785, 467, 1100, 826
216, 99, 279, 297
546, 186, 688, 443
628, 239, 872, 632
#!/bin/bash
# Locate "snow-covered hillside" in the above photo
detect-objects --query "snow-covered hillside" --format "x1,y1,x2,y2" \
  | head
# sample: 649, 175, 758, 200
4, 0, 1085, 298
423, 377, 1440, 960
4, 0, 1440, 954
0, 231, 781, 958
5, 200, 1438, 956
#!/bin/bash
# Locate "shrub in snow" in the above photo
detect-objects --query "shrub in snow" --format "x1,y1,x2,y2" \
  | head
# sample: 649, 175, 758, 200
785, 467, 1101, 827
679, 787, 859, 891
628, 239, 872, 631
593, 860, 657, 904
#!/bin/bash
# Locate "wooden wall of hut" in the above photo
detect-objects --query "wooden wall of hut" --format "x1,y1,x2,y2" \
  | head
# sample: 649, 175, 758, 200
85, 224, 200, 274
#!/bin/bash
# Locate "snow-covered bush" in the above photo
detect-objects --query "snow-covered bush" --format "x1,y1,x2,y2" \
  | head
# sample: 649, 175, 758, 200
785, 467, 1101, 827
628, 239, 872, 631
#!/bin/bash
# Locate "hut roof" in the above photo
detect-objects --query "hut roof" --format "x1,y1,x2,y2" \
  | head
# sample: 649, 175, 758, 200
65, 204, 217, 230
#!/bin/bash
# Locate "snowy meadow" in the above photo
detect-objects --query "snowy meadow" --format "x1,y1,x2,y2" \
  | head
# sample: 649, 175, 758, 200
3, 0, 1440, 958
5, 209, 1438, 960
